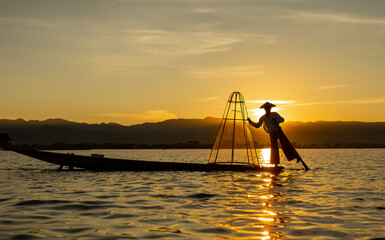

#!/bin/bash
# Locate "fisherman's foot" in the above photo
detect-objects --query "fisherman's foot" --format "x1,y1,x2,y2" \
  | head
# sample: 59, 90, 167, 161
296, 158, 301, 163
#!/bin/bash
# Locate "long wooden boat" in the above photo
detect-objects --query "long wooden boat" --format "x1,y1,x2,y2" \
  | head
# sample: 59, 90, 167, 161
7, 147, 283, 172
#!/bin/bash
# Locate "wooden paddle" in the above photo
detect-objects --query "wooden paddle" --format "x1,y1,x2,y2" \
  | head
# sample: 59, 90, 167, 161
297, 156, 310, 171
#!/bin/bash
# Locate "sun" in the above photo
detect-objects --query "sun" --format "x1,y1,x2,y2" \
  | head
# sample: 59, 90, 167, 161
250, 107, 281, 119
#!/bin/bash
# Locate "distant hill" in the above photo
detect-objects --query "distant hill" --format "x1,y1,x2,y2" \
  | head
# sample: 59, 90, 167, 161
0, 118, 384, 148
0, 117, 222, 146
281, 121, 385, 147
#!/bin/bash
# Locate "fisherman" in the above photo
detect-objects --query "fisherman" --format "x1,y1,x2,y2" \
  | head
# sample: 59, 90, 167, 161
248, 102, 309, 170
59, 153, 74, 170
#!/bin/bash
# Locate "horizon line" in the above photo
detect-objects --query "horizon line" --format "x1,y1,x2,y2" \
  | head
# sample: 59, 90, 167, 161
0, 117, 384, 126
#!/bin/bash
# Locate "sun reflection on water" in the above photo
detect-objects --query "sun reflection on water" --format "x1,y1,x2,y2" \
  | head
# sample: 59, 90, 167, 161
261, 230, 271, 240
209, 170, 289, 239
260, 148, 276, 167
255, 173, 279, 239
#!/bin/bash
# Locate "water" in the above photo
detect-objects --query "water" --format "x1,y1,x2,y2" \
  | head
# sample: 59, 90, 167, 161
0, 149, 384, 239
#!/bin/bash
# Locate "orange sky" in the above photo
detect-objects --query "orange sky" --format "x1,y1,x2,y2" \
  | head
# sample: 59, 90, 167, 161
0, 0, 384, 125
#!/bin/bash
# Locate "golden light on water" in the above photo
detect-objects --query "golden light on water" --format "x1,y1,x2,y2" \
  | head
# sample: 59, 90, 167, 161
257, 173, 280, 239
260, 148, 276, 167
211, 171, 282, 239
261, 231, 271, 240
261, 149, 270, 163
260, 194, 274, 199
263, 210, 277, 216
257, 217, 275, 222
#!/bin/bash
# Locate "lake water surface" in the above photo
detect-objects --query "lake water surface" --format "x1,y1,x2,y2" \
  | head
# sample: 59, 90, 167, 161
0, 149, 384, 239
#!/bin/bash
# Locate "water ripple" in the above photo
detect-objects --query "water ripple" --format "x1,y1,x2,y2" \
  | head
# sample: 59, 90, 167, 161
0, 149, 384, 239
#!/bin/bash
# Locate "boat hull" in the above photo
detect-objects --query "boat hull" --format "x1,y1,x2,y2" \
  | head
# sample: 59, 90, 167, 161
8, 148, 283, 172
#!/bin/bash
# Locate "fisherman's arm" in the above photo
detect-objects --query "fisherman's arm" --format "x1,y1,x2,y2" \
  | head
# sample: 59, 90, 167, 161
248, 117, 263, 128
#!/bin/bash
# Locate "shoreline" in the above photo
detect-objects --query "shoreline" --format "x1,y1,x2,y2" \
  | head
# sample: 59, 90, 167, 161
4, 144, 384, 151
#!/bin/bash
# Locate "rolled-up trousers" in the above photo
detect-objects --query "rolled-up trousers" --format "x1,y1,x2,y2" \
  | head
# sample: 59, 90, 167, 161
270, 129, 299, 165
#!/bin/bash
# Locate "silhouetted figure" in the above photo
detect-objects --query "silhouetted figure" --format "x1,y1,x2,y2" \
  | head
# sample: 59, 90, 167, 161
68, 153, 74, 170
0, 133, 13, 146
59, 153, 74, 170
248, 102, 309, 170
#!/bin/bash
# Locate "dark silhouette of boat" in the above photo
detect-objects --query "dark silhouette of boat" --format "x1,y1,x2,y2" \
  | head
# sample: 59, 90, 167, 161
5, 147, 283, 172
0, 91, 291, 173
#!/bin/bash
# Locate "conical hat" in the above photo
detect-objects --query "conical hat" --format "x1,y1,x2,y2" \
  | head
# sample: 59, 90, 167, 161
259, 102, 276, 109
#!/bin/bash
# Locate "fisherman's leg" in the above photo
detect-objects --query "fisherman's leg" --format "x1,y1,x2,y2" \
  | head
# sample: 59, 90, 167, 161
66, 153, 74, 170
277, 130, 300, 162
270, 134, 280, 165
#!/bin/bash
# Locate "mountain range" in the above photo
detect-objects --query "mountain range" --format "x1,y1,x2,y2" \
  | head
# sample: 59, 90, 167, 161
0, 118, 384, 148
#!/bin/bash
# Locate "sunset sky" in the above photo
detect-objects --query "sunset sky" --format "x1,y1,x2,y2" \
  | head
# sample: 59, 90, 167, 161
1, 0, 384, 125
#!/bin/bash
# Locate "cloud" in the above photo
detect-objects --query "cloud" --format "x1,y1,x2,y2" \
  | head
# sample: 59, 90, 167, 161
130, 29, 240, 56
284, 97, 385, 107
197, 96, 219, 102
349, 97, 385, 104
0, 17, 56, 28
248, 100, 295, 104
247, 100, 294, 117
189, 8, 217, 13
0, 9, 278, 58
0, 16, 238, 56
101, 110, 177, 122
129, 30, 276, 56
287, 12, 385, 25
319, 84, 348, 90
189, 65, 266, 78
247, 97, 385, 110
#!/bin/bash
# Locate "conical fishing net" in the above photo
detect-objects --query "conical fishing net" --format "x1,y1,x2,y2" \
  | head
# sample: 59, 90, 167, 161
208, 92, 260, 166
